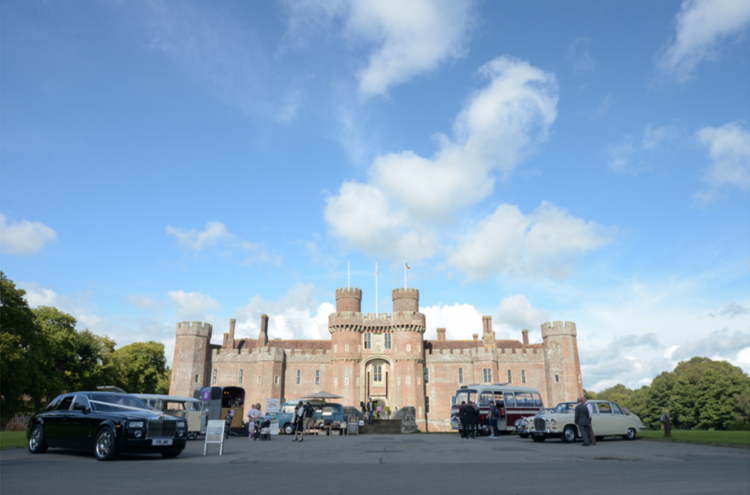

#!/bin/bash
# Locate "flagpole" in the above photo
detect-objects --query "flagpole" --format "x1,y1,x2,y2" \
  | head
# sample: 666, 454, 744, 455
404, 260, 407, 289
375, 262, 378, 314
348, 259, 350, 289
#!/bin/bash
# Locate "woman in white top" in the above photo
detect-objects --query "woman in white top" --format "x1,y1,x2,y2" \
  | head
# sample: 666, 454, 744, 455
248, 403, 263, 441
293, 401, 305, 442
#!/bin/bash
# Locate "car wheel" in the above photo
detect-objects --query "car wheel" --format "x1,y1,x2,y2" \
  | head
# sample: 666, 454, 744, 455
283, 423, 294, 435
519, 433, 529, 439
531, 435, 545, 443
162, 451, 182, 458
28, 424, 48, 454
562, 426, 577, 443
623, 428, 636, 441
94, 427, 117, 461
187, 432, 198, 441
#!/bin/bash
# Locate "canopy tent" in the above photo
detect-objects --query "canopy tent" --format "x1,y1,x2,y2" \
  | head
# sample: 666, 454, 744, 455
301, 391, 343, 401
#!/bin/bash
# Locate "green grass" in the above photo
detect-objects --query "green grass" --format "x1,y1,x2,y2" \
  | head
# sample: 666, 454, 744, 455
0, 431, 28, 450
639, 429, 750, 446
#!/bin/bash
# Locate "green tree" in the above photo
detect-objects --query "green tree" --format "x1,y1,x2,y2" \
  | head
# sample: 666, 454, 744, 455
670, 376, 697, 429
33, 306, 78, 398
629, 385, 651, 419
115, 341, 169, 394
68, 331, 123, 392
642, 371, 676, 429
0, 272, 45, 413
695, 368, 749, 430
734, 385, 750, 430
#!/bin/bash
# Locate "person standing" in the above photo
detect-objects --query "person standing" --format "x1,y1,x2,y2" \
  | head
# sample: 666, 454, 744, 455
660, 412, 672, 437
248, 403, 262, 441
467, 402, 478, 439
489, 402, 500, 438
293, 402, 305, 442
367, 398, 375, 425
303, 402, 314, 435
459, 401, 468, 439
574, 397, 591, 446
583, 397, 596, 446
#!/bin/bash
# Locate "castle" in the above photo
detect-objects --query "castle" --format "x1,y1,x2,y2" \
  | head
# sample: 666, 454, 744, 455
169, 287, 584, 430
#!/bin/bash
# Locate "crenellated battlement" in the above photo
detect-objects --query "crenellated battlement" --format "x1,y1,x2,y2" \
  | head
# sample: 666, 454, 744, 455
335, 287, 362, 313
176, 321, 212, 338
541, 321, 577, 338
392, 287, 419, 298
392, 287, 419, 312
328, 311, 426, 332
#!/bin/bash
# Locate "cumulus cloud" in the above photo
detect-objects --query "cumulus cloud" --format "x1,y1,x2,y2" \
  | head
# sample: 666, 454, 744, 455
671, 328, 750, 360
694, 121, 750, 203
579, 333, 668, 391
420, 303, 509, 341
233, 283, 335, 341
284, 0, 474, 96
448, 202, 613, 281
325, 57, 559, 261
166, 221, 281, 265
167, 290, 222, 322
495, 295, 551, 339
658, 0, 750, 81
0, 213, 57, 255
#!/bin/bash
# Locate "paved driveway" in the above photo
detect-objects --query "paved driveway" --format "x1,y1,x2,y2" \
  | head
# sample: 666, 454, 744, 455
2, 433, 748, 494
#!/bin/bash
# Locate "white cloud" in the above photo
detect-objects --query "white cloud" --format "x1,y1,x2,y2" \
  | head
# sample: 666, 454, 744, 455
420, 303, 509, 341
495, 295, 551, 340
658, 0, 750, 81
0, 213, 57, 255
167, 290, 222, 322
233, 283, 334, 341
166, 221, 281, 265
694, 121, 750, 203
325, 57, 559, 261
127, 295, 158, 309
284, 0, 474, 96
448, 202, 613, 281
608, 123, 684, 174
671, 328, 750, 360
567, 38, 595, 73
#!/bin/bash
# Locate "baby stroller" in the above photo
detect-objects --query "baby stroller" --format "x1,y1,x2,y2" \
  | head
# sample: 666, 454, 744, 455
259, 419, 272, 441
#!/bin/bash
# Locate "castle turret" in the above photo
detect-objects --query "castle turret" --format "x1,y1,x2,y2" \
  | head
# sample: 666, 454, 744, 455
336, 287, 362, 313
541, 321, 583, 406
393, 288, 419, 312
170, 321, 213, 397
390, 287, 426, 427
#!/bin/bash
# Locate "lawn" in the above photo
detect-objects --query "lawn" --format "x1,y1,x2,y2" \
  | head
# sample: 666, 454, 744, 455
0, 431, 27, 450
639, 429, 750, 446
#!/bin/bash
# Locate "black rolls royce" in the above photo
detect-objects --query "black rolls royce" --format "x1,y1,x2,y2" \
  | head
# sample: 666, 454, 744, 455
26, 392, 187, 461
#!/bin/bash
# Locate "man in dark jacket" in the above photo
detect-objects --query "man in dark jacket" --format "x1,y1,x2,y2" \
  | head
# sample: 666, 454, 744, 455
467, 402, 478, 439
574, 397, 591, 446
458, 401, 468, 439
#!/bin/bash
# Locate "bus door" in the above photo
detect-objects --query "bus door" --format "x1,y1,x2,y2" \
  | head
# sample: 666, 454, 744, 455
493, 392, 507, 431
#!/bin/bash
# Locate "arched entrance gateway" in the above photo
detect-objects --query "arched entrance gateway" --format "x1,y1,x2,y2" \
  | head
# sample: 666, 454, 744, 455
362, 356, 392, 411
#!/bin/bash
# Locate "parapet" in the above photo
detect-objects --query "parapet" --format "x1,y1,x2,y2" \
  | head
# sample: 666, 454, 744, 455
335, 287, 362, 313
176, 321, 213, 338
541, 321, 577, 338
392, 287, 419, 312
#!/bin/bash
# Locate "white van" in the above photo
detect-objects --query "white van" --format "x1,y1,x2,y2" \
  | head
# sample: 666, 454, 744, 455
450, 385, 544, 435
134, 394, 204, 440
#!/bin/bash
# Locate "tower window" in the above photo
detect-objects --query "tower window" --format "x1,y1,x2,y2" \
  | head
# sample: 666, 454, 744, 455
507, 370, 512, 384
373, 365, 382, 382
424, 368, 429, 384
239, 369, 244, 384
274, 375, 279, 385
425, 396, 430, 414
194, 374, 199, 383
296, 370, 301, 385
364, 333, 372, 350
458, 368, 464, 384
384, 333, 391, 349
555, 374, 560, 383
212, 369, 217, 385
521, 369, 526, 384
483, 368, 492, 383
257, 375, 261, 384
315, 370, 320, 385
172, 374, 175, 383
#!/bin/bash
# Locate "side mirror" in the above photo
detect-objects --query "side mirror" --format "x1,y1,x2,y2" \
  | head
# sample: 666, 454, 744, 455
84, 407, 91, 414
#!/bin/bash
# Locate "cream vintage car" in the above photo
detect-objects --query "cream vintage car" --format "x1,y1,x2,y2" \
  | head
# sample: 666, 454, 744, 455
528, 400, 646, 443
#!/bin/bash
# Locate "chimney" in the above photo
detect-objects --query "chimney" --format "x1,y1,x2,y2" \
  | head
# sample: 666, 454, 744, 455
259, 314, 269, 347
228, 319, 236, 349
436, 328, 446, 342
522, 329, 529, 346
482, 316, 496, 347
472, 334, 478, 341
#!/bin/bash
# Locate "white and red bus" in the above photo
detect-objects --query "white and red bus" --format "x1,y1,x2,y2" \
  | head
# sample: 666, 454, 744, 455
450, 385, 544, 435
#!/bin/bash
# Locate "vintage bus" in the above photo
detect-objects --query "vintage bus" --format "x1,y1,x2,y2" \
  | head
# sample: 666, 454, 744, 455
450, 385, 544, 435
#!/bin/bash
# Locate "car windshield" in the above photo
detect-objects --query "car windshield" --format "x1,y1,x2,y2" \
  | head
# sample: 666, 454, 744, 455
188, 401, 202, 412
89, 394, 148, 412
454, 390, 477, 406
555, 402, 576, 413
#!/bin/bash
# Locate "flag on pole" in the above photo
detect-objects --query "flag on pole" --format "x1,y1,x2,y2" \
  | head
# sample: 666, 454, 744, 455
405, 262, 410, 270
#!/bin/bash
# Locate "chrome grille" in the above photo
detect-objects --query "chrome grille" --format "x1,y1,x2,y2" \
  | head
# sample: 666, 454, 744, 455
534, 417, 546, 432
147, 418, 176, 438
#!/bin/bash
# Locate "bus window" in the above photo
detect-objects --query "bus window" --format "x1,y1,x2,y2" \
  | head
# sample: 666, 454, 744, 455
166, 401, 186, 411
454, 390, 477, 405
532, 393, 543, 407
504, 392, 516, 407
515, 392, 533, 407
479, 392, 494, 406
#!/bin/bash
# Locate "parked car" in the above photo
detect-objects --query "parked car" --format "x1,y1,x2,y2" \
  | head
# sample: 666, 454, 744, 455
527, 400, 646, 443
26, 392, 187, 460
515, 407, 554, 438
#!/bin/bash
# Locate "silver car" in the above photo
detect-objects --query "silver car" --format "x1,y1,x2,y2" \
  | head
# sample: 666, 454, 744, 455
527, 400, 646, 443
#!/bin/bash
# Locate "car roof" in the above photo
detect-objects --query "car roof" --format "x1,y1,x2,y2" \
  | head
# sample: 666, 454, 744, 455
133, 394, 200, 402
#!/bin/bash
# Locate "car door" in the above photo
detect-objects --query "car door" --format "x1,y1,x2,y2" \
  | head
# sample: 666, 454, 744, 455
69, 395, 97, 449
593, 402, 617, 435
609, 402, 629, 435
45, 395, 74, 446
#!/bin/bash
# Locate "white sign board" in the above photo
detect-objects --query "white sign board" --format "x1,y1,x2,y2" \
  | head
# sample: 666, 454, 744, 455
266, 398, 280, 414
270, 420, 279, 435
203, 420, 225, 456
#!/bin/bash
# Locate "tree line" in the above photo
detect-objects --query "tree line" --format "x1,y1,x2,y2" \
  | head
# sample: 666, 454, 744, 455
1, 272, 170, 422
586, 356, 750, 431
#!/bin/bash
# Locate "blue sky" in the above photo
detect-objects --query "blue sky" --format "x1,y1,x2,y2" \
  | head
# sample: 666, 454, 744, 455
2, 0, 749, 391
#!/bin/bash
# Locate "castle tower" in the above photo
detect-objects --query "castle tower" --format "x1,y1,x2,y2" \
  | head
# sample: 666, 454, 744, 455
170, 322, 213, 397
330, 288, 364, 408
336, 287, 362, 313
391, 288, 427, 428
541, 321, 583, 407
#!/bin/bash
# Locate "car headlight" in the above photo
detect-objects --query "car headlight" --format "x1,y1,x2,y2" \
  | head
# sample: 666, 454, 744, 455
128, 421, 145, 429
177, 422, 186, 429
550, 419, 556, 425
134, 430, 143, 438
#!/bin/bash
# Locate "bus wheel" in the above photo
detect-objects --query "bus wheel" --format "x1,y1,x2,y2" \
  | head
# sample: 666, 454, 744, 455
187, 432, 198, 441
283, 423, 294, 435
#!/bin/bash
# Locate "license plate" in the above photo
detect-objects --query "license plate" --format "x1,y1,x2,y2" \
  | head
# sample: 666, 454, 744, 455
152, 439, 173, 446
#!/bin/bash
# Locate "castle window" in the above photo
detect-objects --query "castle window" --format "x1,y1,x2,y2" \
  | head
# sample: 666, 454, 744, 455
315, 370, 320, 385
345, 344, 349, 353
521, 369, 526, 384
425, 396, 430, 414
406, 376, 411, 385
334, 377, 338, 387
212, 369, 217, 385
507, 370, 512, 384
172, 374, 175, 383
458, 368, 464, 384
239, 369, 244, 384
373, 365, 382, 382
274, 376, 279, 385
194, 374, 199, 383
345, 377, 349, 386
555, 374, 560, 383
424, 368, 429, 384
364, 333, 372, 350
334, 345, 337, 353
257, 376, 261, 384
384, 333, 391, 349
483, 368, 492, 383
296, 370, 301, 385
406, 344, 411, 352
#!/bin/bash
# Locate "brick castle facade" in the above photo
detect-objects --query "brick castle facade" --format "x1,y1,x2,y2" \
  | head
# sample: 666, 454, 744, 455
169, 287, 584, 430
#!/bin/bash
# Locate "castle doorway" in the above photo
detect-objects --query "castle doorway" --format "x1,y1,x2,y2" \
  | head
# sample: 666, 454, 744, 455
363, 357, 391, 406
